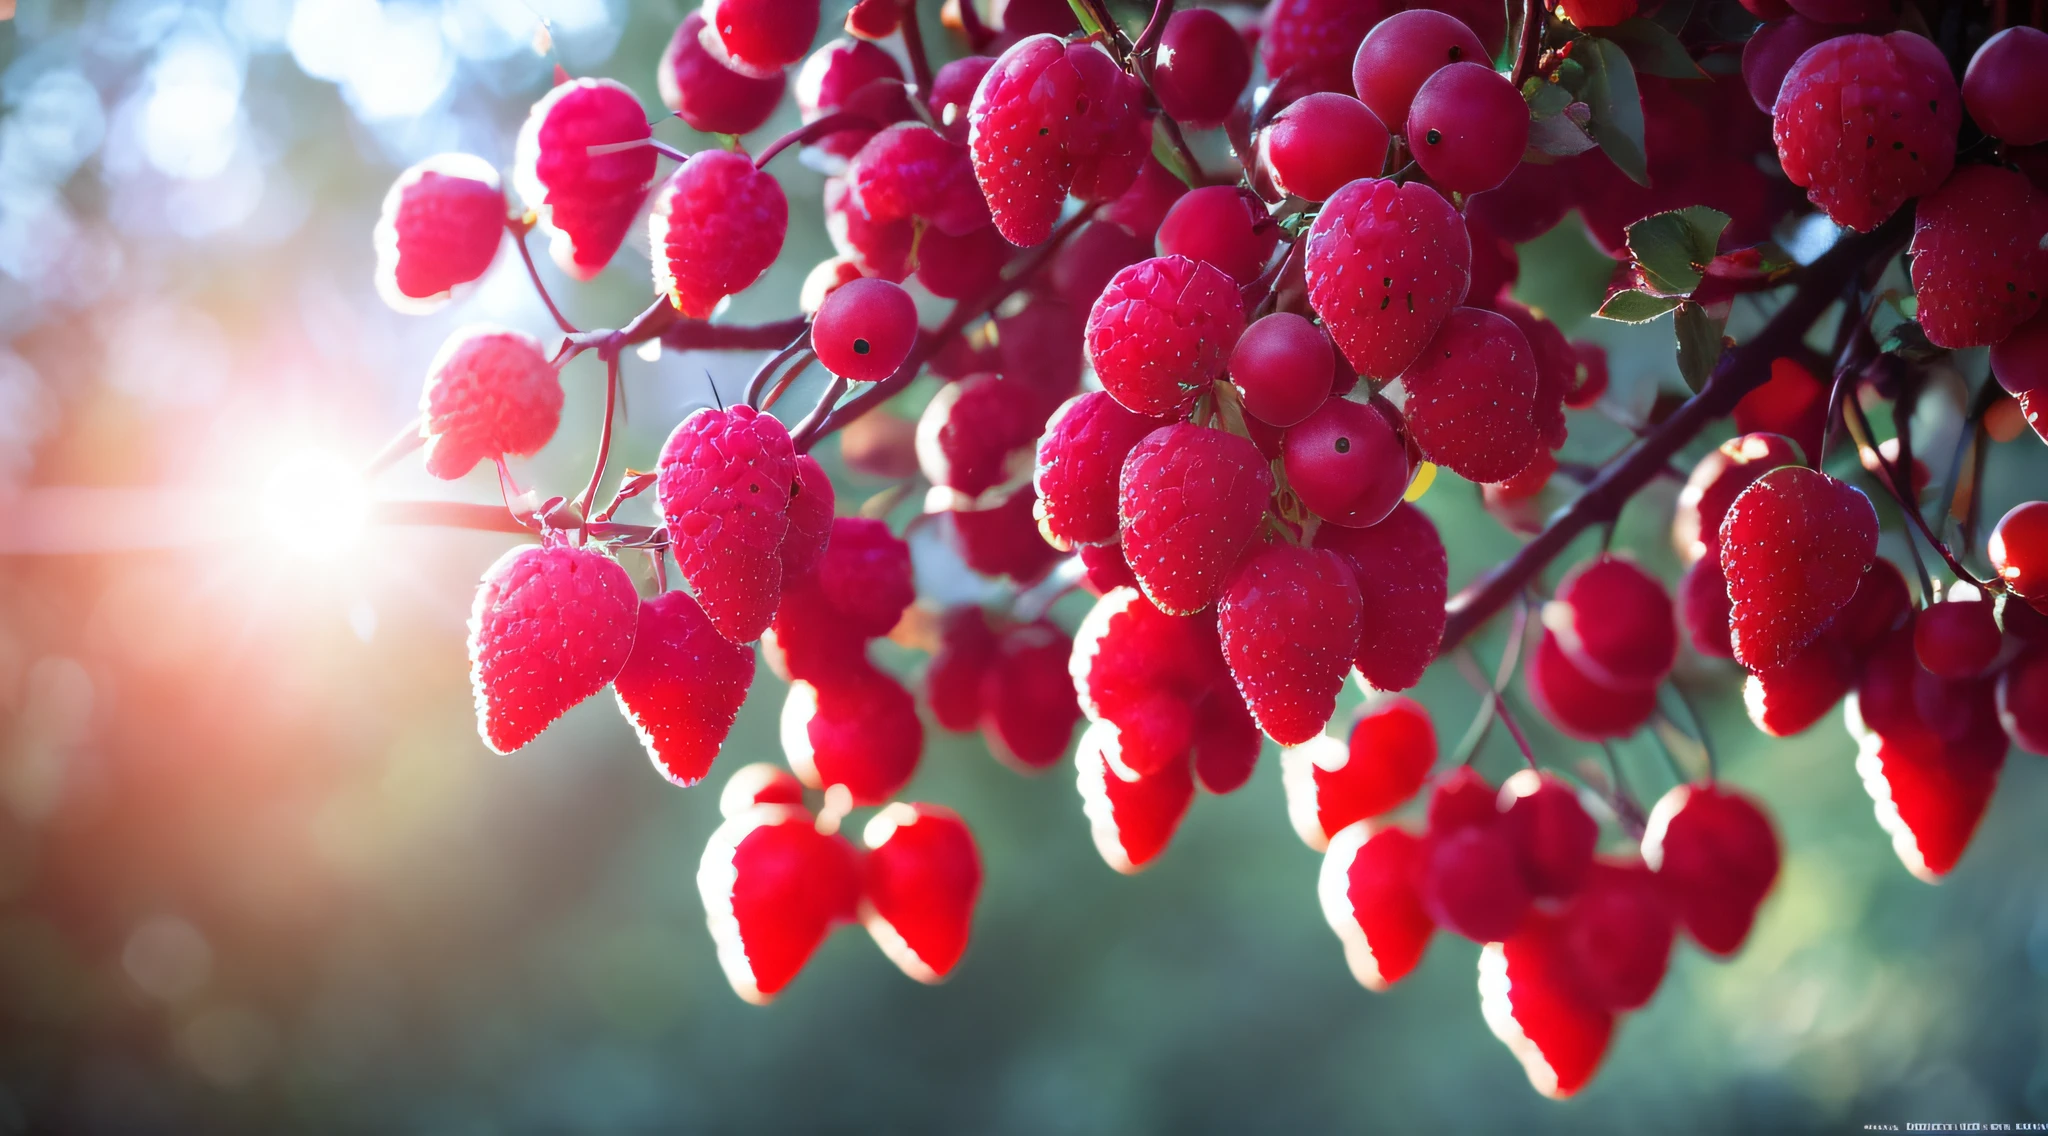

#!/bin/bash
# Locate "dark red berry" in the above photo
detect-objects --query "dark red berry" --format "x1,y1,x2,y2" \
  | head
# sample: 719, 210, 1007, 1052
703, 0, 822, 77
1718, 466, 1879, 671
374, 154, 505, 311
1990, 501, 2048, 601
1406, 61, 1529, 195
1119, 424, 1274, 615
1909, 164, 2048, 349
1965, 26, 2048, 145
1151, 8, 1252, 129
1398, 306, 1541, 484
1526, 629, 1658, 742
1282, 396, 1409, 528
661, 12, 788, 136
1673, 431, 1804, 566
1230, 312, 1337, 428
1556, 859, 1675, 1013
1261, 93, 1389, 203
1352, 9, 1488, 131
926, 607, 998, 732
1914, 593, 2004, 678
1314, 502, 1448, 692
1548, 555, 1678, 692
1217, 543, 1364, 745
1497, 770, 1598, 901
1155, 185, 1281, 285
782, 659, 923, 805
1773, 31, 1959, 232
1640, 784, 1780, 955
1034, 391, 1173, 549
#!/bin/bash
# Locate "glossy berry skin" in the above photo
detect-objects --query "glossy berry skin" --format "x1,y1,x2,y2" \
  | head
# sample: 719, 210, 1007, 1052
1231, 313, 1336, 428
811, 277, 918, 381
1999, 650, 2048, 755
1152, 8, 1252, 129
1993, 313, 2048, 396
1263, 0, 1400, 92
979, 620, 1084, 771
1119, 424, 1274, 616
920, 373, 1043, 502
652, 149, 789, 319
702, 0, 821, 78
782, 660, 924, 805
1034, 391, 1172, 548
926, 607, 999, 732
1640, 784, 1780, 955
1479, 912, 1615, 1100
1320, 823, 1435, 991
1282, 697, 1436, 851
1741, 16, 1841, 115
1772, 32, 1960, 233
763, 576, 868, 683
1305, 177, 1471, 380
1406, 62, 1529, 195
1908, 164, 2048, 349
659, 12, 787, 136
1743, 639, 1854, 737
1990, 501, 2048, 600
374, 153, 505, 311
698, 803, 862, 1005
1964, 26, 2048, 145
1191, 686, 1264, 794
1087, 256, 1245, 418
1733, 357, 1827, 467
928, 56, 995, 143
848, 123, 990, 238
1155, 186, 1281, 284
1075, 719, 1197, 873
418, 327, 563, 480
1549, 556, 1678, 692
1718, 466, 1880, 671
1398, 307, 1541, 484
967, 36, 1150, 246
1492, 298, 1573, 451
1526, 630, 1659, 742
1217, 544, 1364, 745
657, 405, 799, 645
1261, 93, 1389, 203
1672, 432, 1804, 566
860, 804, 982, 983
816, 516, 915, 637
1282, 396, 1409, 528
1313, 502, 1448, 692
514, 78, 658, 282
719, 763, 808, 818
1421, 822, 1530, 944
793, 37, 904, 158
1497, 770, 1597, 901
1557, 859, 1675, 1013
914, 224, 1012, 300
614, 591, 757, 787
780, 455, 835, 578
1100, 155, 1190, 238
1352, 9, 1489, 132
468, 543, 639, 755
1914, 595, 2003, 679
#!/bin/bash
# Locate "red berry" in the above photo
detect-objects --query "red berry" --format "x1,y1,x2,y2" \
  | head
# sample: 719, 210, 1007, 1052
1050, 219, 1154, 310
1992, 312, 2048, 396
848, 123, 990, 238
1098, 155, 1190, 238
418, 327, 562, 480
1990, 501, 2048, 600
1965, 26, 2048, 145
1743, 638, 1854, 737
1909, 164, 2048, 349
1464, 158, 1576, 244
920, 373, 1043, 503
514, 78, 658, 281
1075, 720, 1197, 873
913, 222, 1013, 300
1567, 341, 1609, 408
1831, 555, 1912, 648
1230, 312, 1336, 428
1192, 684, 1265, 794
718, 763, 809, 818
1464, 211, 1520, 310
374, 153, 505, 311
1155, 185, 1281, 285
1718, 466, 1880, 671
661, 12, 788, 136
1351, 9, 1488, 132
1420, 823, 1530, 943
1406, 62, 1529, 195
1478, 912, 1615, 1100
1672, 431, 1804, 566
1399, 306, 1541, 483
702, 0, 821, 77
1915, 593, 2004, 678
658, 405, 798, 644
1557, 0, 1639, 28
1087, 255, 1245, 418
780, 455, 835, 578
1119, 424, 1274, 616
1733, 357, 1827, 465
1151, 8, 1252, 129
1496, 770, 1597, 901
1313, 501, 1448, 692
699, 803, 861, 1004
1491, 298, 1573, 451
948, 488, 1065, 583
1282, 396, 1409, 527
980, 621, 1084, 771
1319, 822, 1435, 991
608, 588, 758, 790
1033, 391, 1172, 548
1526, 629, 1659, 742
1555, 859, 1675, 1013
1282, 697, 1436, 850
1260, 93, 1389, 203
844, 0, 902, 39
1263, 0, 1401, 92
860, 803, 982, 983
1419, 0, 1508, 56
816, 516, 915, 637
1640, 783, 1780, 955
1999, 649, 2048, 755
995, 294, 1088, 409
793, 37, 904, 158
652, 149, 789, 319
967, 36, 1150, 246
1741, 16, 1840, 115
1079, 540, 1140, 594
928, 56, 996, 143
1304, 177, 1471, 380
926, 606, 998, 732
1070, 585, 1226, 776
1484, 448, 1555, 505
823, 174, 912, 280
762, 575, 867, 682
1217, 543, 1363, 745
1548, 555, 1678, 692
1427, 764, 1501, 830
1773, 31, 1960, 232
782, 660, 924, 805
468, 543, 639, 754
811, 277, 918, 381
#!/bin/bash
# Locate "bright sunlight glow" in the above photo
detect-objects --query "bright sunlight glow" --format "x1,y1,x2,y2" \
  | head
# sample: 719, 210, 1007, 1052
258, 449, 370, 560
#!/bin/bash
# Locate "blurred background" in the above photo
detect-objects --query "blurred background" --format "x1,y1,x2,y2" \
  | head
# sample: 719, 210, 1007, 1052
0, 0, 2045, 1131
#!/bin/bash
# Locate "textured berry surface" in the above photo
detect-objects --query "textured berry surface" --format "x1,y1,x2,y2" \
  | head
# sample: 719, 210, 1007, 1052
1152, 8, 1252, 129
1772, 32, 1961, 232
1305, 177, 1471, 380
1718, 466, 1879, 671
1909, 164, 2048, 349
660, 12, 788, 136
699, 803, 861, 1004
849, 123, 990, 238
375, 154, 505, 311
1231, 312, 1337, 428
1406, 62, 1529, 195
514, 78, 658, 281
922, 373, 1045, 502
1398, 306, 1540, 483
1479, 913, 1615, 1100
1282, 395, 1409, 528
779, 455, 834, 578
1119, 424, 1274, 616
657, 406, 799, 644
1217, 543, 1363, 745
1314, 502, 1447, 691
1320, 823, 1435, 991
468, 543, 640, 755
652, 149, 789, 319
1673, 432, 1804, 566
1353, 9, 1489, 131
1964, 26, 2048, 144
418, 327, 563, 480
1261, 93, 1388, 204
860, 804, 982, 983
702, 0, 822, 77
782, 661, 924, 805
614, 591, 757, 787
1641, 784, 1780, 955
816, 517, 915, 637
1075, 719, 1197, 873
1549, 556, 1678, 692
1034, 391, 1171, 548
1262, 0, 1400, 91
1282, 697, 1436, 850
1087, 255, 1245, 417
968, 36, 1148, 246
1155, 185, 1281, 284
812, 277, 919, 381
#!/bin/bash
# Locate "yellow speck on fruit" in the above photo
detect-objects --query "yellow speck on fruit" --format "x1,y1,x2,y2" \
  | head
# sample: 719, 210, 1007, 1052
1404, 462, 1436, 502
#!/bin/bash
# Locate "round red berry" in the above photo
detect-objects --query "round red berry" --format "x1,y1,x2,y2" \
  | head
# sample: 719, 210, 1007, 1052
1230, 312, 1336, 428
848, 122, 990, 238
1740, 15, 1838, 114
1993, 312, 2048, 396
1152, 8, 1252, 129
1034, 390, 1172, 548
780, 454, 835, 578
1351, 9, 1488, 131
418, 326, 563, 480
783, 660, 924, 805
661, 12, 789, 136
793, 37, 905, 158
1497, 770, 1598, 901
699, 802, 861, 1004
1965, 26, 2048, 145
374, 153, 505, 312
1320, 823, 1435, 991
1640, 784, 1780, 955
1990, 501, 2048, 601
860, 803, 982, 983
702, 0, 821, 77
1548, 555, 1678, 692
1673, 431, 1803, 566
979, 621, 1083, 771
1999, 649, 2048, 755
812, 277, 918, 381
928, 56, 996, 143
1155, 185, 1281, 284
1914, 593, 2003, 679
718, 763, 809, 818
1261, 93, 1389, 203
1526, 628, 1658, 742
1406, 61, 1529, 195
1556, 859, 1675, 1013
514, 78, 658, 281
1282, 396, 1409, 528
1909, 164, 2048, 349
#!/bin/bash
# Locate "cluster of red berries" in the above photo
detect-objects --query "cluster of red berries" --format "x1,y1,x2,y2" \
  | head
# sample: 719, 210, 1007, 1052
359, 0, 2048, 1097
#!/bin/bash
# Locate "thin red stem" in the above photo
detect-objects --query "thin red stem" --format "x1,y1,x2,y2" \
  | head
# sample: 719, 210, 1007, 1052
579, 354, 620, 520
1510, 0, 1544, 87
510, 219, 579, 335
899, 2, 936, 95
753, 112, 881, 170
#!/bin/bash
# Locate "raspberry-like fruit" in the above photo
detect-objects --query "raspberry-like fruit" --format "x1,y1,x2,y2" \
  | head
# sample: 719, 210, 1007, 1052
1192, 684, 1264, 794
1772, 31, 1960, 232
1478, 912, 1615, 1100
1282, 396, 1409, 528
1718, 465, 1879, 670
1118, 424, 1274, 616
979, 620, 1084, 771
848, 122, 991, 238
967, 35, 1150, 246
1151, 8, 1253, 129
1087, 255, 1246, 417
514, 78, 658, 281
1492, 298, 1573, 450
1230, 312, 1337, 428
948, 487, 1065, 583
468, 543, 640, 754
782, 660, 924, 805
1313, 501, 1447, 691
699, 802, 862, 1004
374, 153, 505, 312
1320, 822, 1435, 991
1398, 306, 1541, 483
1555, 859, 1675, 1013
1497, 770, 1598, 901
1281, 696, 1436, 851
656, 405, 799, 644
1406, 62, 1529, 195
614, 591, 757, 787
1992, 313, 2048, 396
793, 36, 905, 158
651, 149, 789, 319
1262, 0, 1400, 92
1672, 431, 1804, 566
1352, 9, 1488, 131
1640, 783, 1779, 955
921, 373, 1044, 503
926, 606, 998, 732
1304, 177, 1471, 380
1526, 629, 1659, 742
1155, 185, 1282, 284
660, 12, 788, 136
1742, 639, 1853, 737
1069, 585, 1227, 775
1075, 719, 1197, 874
1966, 26, 2048, 145
1909, 164, 2048, 349
811, 277, 919, 381
1034, 391, 1172, 548
1261, 93, 1389, 203
815, 516, 915, 637
718, 762, 809, 818
1217, 543, 1363, 745
1914, 593, 2003, 679
780, 455, 835, 578
702, 0, 822, 77
1548, 555, 1678, 692
418, 326, 563, 480
860, 803, 982, 983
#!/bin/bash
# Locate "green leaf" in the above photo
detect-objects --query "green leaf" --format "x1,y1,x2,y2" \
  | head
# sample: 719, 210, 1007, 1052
1648, 0, 1697, 36
1596, 17, 1705, 80
1579, 38, 1650, 187
1625, 206, 1731, 296
1525, 80, 1571, 119
1674, 300, 1726, 393
1527, 104, 1599, 158
1596, 289, 1681, 323
1150, 118, 1197, 188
